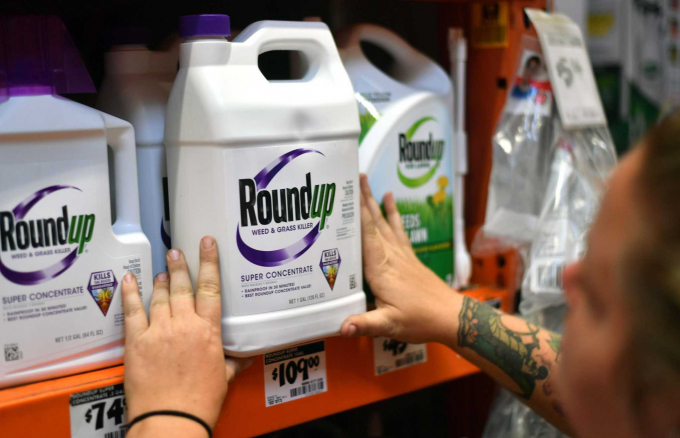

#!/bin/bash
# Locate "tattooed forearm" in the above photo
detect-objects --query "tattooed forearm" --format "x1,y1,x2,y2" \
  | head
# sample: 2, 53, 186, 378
457, 296, 548, 399
548, 333, 563, 363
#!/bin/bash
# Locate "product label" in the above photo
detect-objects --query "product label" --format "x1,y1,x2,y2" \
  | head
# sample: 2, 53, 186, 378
470, 2, 509, 48
366, 105, 455, 285
70, 383, 128, 438
225, 140, 361, 316
0, 166, 145, 381
505, 45, 553, 117
264, 341, 327, 407
527, 9, 607, 129
373, 337, 427, 375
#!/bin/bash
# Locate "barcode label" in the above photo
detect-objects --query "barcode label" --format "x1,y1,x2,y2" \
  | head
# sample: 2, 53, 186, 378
290, 379, 325, 398
531, 260, 565, 293
374, 337, 427, 375
4, 343, 22, 362
395, 350, 425, 368
105, 430, 126, 438
264, 341, 328, 406
349, 274, 357, 290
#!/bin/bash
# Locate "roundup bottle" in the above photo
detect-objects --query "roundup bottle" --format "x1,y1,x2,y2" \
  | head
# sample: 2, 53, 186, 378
337, 25, 457, 286
0, 16, 152, 388
98, 33, 178, 277
165, 15, 366, 356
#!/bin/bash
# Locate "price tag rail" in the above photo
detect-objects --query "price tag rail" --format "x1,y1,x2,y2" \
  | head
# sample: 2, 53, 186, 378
0, 288, 510, 437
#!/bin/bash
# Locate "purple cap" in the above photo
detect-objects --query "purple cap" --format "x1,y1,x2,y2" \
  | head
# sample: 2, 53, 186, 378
179, 15, 231, 38
0, 15, 95, 101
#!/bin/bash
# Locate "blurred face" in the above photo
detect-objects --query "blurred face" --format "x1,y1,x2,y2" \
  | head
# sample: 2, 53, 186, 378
559, 149, 644, 437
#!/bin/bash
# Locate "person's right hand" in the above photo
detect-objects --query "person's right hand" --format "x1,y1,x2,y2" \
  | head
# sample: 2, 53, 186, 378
340, 175, 459, 345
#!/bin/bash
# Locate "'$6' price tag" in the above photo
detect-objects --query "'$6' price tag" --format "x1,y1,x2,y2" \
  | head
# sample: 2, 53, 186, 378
271, 354, 321, 387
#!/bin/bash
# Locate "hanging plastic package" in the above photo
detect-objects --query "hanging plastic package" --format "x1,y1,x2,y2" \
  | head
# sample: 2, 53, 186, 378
482, 9, 617, 438
474, 35, 554, 257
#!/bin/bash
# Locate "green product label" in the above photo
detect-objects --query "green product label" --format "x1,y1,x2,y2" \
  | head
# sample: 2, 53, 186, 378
357, 101, 455, 290
395, 196, 454, 282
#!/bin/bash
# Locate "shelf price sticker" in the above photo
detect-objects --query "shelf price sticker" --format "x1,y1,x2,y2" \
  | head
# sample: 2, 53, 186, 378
373, 337, 427, 375
70, 383, 127, 438
526, 8, 607, 129
264, 340, 327, 407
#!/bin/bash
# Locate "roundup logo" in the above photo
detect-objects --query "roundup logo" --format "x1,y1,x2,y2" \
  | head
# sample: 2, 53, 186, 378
0, 185, 95, 286
398, 117, 445, 188
237, 148, 335, 267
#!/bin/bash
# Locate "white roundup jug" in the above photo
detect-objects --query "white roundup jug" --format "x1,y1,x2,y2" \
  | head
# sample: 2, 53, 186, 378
98, 34, 178, 277
0, 16, 152, 388
165, 15, 366, 356
337, 25, 458, 287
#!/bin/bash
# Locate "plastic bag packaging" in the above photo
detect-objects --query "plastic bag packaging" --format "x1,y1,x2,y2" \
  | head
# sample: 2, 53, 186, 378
482, 115, 617, 438
474, 36, 554, 256
520, 120, 617, 314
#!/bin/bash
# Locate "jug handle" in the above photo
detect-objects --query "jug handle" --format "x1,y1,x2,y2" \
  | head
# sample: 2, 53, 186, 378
235, 21, 345, 85
101, 112, 142, 232
342, 24, 424, 68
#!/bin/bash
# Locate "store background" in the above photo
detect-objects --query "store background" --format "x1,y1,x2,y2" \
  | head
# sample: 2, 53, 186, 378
2, 1, 674, 437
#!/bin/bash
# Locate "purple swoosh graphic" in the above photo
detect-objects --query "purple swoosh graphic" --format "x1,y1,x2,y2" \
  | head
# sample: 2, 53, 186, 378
237, 148, 326, 267
1, 185, 82, 286
237, 223, 322, 267
0, 248, 79, 286
13, 185, 81, 220
160, 218, 172, 249
254, 149, 324, 190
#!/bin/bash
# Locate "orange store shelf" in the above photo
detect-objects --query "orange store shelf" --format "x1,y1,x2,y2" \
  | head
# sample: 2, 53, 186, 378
0, 288, 509, 438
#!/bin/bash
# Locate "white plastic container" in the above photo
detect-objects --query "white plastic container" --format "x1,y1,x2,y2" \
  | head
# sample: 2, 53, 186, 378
337, 25, 459, 286
98, 39, 178, 276
165, 15, 366, 356
0, 16, 152, 388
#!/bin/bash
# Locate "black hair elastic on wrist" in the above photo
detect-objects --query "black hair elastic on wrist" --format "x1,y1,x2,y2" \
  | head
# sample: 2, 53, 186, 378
126, 410, 212, 437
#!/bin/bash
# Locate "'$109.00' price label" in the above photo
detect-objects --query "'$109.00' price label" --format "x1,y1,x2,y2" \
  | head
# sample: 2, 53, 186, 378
264, 340, 327, 407
271, 354, 321, 387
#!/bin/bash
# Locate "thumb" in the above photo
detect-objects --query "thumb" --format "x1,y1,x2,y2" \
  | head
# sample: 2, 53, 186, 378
341, 308, 395, 338
225, 357, 254, 383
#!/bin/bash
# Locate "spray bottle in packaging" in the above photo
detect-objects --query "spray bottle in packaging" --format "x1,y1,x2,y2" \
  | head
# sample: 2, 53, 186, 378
165, 15, 366, 356
0, 16, 152, 388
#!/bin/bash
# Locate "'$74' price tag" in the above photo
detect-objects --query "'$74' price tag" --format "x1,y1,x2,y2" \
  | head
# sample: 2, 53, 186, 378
70, 383, 128, 438
263, 340, 328, 407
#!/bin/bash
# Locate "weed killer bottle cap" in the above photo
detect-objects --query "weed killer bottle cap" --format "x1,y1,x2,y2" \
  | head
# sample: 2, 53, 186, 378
0, 15, 95, 101
179, 14, 231, 39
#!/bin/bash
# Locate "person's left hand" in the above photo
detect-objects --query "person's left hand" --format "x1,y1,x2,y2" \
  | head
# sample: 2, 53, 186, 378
122, 236, 252, 435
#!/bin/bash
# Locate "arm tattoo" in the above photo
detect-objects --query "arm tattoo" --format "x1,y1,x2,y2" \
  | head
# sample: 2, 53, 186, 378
457, 297, 548, 399
548, 333, 563, 363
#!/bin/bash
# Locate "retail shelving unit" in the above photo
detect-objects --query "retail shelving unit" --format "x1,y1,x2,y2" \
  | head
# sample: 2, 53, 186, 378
0, 0, 545, 436
0, 289, 509, 438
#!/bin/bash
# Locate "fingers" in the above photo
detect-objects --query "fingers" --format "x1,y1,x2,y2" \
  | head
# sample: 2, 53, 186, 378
340, 308, 395, 338
167, 248, 196, 317
359, 175, 398, 244
360, 188, 387, 272
383, 192, 413, 252
225, 357, 254, 383
149, 272, 171, 323
121, 273, 148, 340
196, 236, 222, 326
